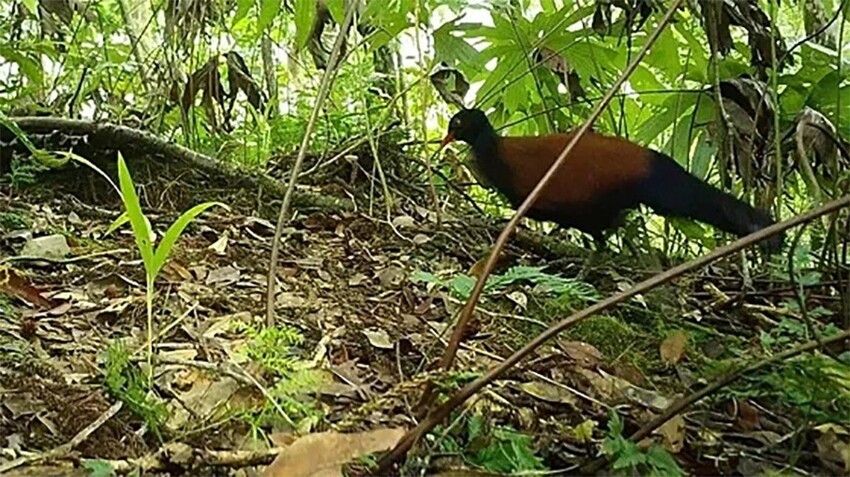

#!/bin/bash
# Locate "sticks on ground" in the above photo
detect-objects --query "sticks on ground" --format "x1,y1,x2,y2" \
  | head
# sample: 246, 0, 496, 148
375, 194, 850, 473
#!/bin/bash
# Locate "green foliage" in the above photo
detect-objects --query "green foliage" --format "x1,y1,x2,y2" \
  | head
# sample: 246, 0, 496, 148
0, 210, 29, 230
102, 341, 168, 434
735, 353, 850, 424
470, 427, 545, 473
242, 324, 305, 376
116, 153, 227, 284
602, 412, 684, 477
412, 265, 598, 303
435, 414, 546, 474
237, 323, 325, 432
81, 459, 116, 477
5, 157, 49, 189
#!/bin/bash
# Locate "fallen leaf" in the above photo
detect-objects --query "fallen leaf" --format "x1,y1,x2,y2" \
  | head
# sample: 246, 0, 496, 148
391, 215, 416, 229
261, 428, 406, 477
519, 381, 577, 406
815, 426, 850, 471
209, 234, 228, 255
612, 363, 646, 386
578, 369, 673, 411
734, 399, 761, 431
0, 266, 56, 309
206, 266, 241, 285
657, 415, 685, 453
277, 292, 308, 308
377, 267, 404, 288
363, 329, 393, 349
660, 331, 688, 364
506, 291, 527, 309
20, 234, 72, 259
412, 233, 430, 245
166, 376, 240, 430
560, 340, 603, 369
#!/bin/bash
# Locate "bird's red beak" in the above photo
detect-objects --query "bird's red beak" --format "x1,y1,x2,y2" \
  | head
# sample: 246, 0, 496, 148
440, 133, 455, 149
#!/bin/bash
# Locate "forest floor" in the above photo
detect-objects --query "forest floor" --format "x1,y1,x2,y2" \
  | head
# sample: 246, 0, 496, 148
1, 151, 849, 476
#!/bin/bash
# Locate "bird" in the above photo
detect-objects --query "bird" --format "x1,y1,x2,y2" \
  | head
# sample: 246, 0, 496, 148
440, 108, 784, 253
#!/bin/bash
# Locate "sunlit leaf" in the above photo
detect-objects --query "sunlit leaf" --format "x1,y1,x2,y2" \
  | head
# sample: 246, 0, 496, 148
233, 0, 254, 24
117, 154, 155, 272
258, 0, 282, 33
293, 0, 317, 49
151, 201, 228, 278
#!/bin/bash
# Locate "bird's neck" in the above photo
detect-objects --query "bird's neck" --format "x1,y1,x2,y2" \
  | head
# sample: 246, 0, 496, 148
467, 129, 516, 200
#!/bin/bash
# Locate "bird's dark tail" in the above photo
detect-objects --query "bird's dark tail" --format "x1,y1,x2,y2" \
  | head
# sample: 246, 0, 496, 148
639, 151, 784, 253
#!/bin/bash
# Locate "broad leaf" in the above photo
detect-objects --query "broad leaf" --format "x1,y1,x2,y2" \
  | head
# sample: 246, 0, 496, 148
294, 0, 317, 49
234, 0, 255, 24
258, 0, 282, 33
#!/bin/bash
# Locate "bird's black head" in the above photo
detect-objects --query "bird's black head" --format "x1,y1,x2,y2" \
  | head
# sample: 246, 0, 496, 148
441, 108, 493, 148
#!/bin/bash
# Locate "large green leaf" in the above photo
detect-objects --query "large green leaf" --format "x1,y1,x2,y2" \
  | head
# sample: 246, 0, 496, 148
634, 93, 698, 146
0, 47, 43, 86
326, 0, 345, 23
257, 0, 282, 33
433, 20, 484, 75
293, 0, 316, 48
233, 0, 254, 25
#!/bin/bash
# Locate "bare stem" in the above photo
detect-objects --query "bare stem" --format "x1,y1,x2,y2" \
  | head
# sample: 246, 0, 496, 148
265, 2, 358, 326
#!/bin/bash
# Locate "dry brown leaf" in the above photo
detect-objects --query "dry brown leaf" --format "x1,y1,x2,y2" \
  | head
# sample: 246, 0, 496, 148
657, 415, 685, 453
815, 426, 850, 472
560, 340, 603, 369
0, 266, 56, 309
660, 331, 688, 364
261, 428, 406, 477
734, 400, 761, 431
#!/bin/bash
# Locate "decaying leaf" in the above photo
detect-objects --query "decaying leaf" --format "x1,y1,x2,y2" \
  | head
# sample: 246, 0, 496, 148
578, 369, 673, 411
572, 419, 597, 444
430, 63, 469, 108
657, 415, 686, 453
560, 340, 603, 369
261, 428, 406, 477
0, 266, 56, 309
815, 424, 850, 472
363, 328, 393, 349
660, 331, 688, 364
518, 381, 577, 406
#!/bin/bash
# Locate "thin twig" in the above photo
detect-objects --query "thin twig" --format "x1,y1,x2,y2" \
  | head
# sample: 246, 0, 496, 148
415, 0, 686, 418
375, 194, 850, 473
265, 2, 358, 326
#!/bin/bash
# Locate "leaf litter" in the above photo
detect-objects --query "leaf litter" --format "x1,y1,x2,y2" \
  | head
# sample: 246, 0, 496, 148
0, 160, 848, 476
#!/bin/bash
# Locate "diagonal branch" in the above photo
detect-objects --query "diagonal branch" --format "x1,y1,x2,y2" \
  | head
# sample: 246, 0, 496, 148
581, 325, 850, 474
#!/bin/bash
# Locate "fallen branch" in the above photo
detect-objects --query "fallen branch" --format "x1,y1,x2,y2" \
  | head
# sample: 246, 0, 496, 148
375, 194, 850, 473
6, 443, 285, 475
0, 401, 123, 473
3, 117, 353, 213
580, 326, 850, 474
414, 0, 686, 419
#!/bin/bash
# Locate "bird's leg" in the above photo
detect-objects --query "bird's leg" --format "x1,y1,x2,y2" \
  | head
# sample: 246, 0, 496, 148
578, 233, 607, 280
